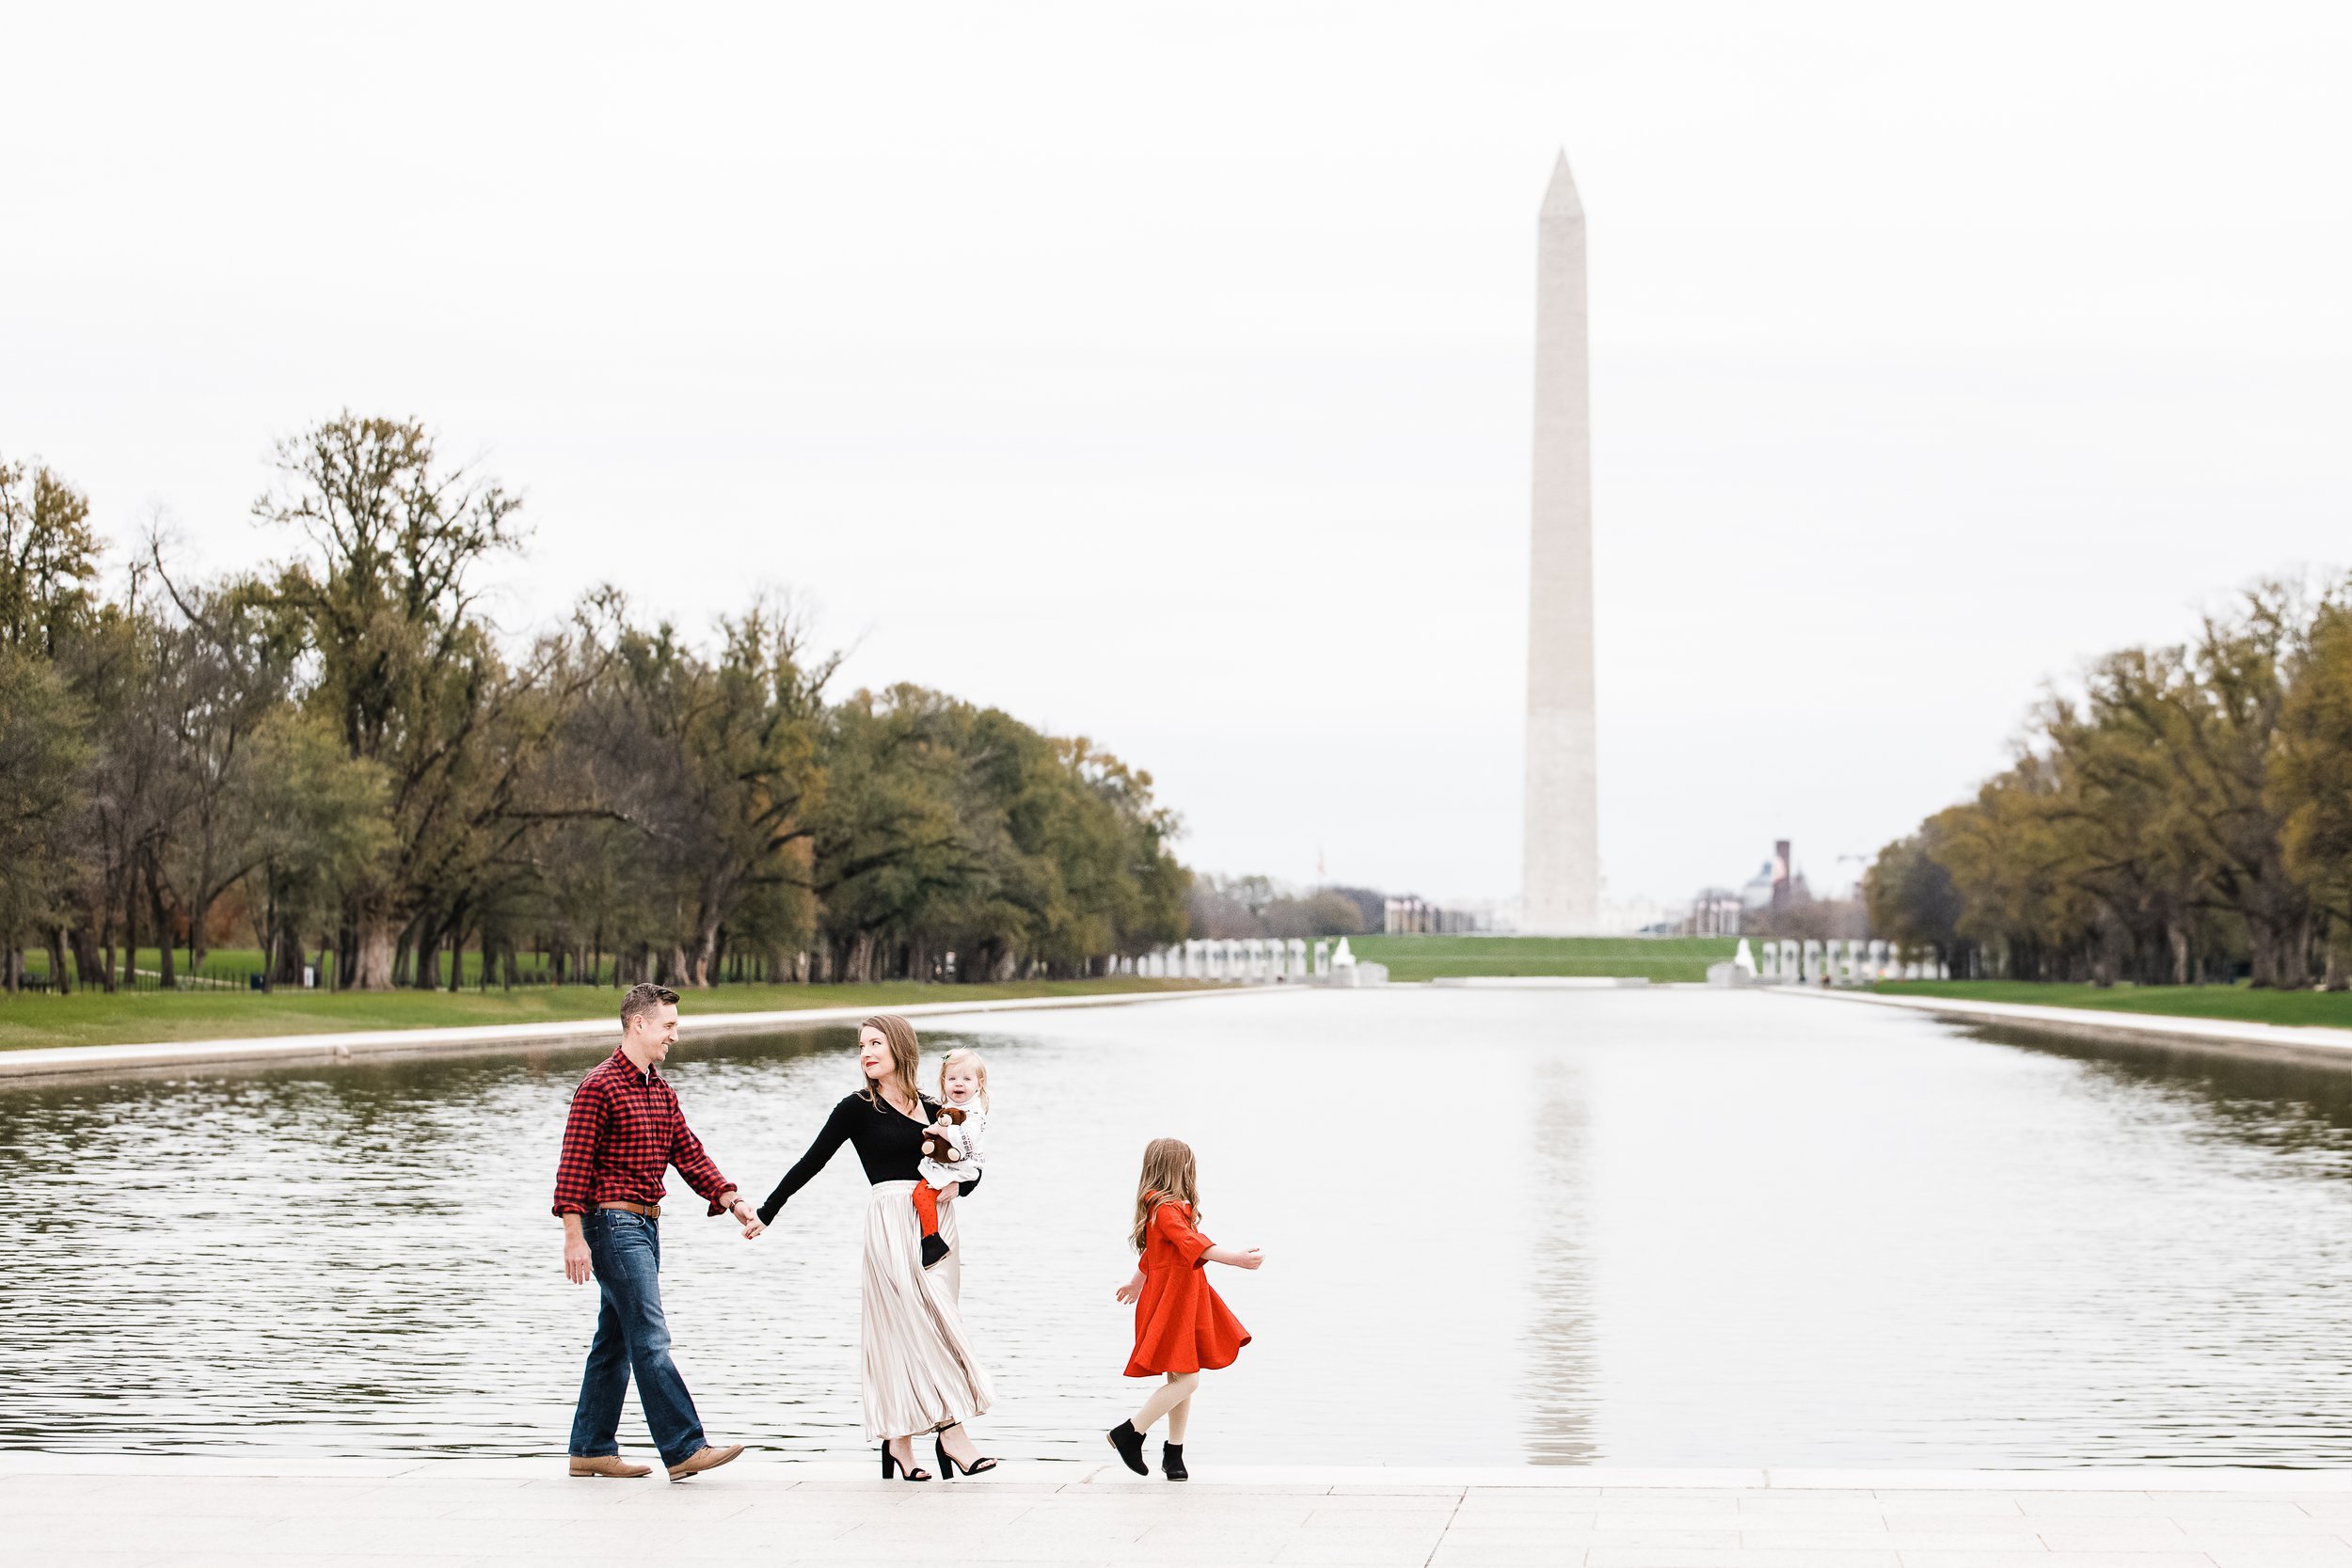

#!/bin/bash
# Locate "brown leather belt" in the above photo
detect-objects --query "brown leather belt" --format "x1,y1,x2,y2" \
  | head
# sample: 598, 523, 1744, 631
598, 1200, 661, 1218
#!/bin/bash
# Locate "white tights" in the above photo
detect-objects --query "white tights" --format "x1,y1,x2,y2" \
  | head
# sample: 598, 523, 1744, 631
1131, 1370, 1199, 1444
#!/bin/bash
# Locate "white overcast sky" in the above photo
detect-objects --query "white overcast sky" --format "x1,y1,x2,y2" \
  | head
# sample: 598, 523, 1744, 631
7, 3, 2350, 908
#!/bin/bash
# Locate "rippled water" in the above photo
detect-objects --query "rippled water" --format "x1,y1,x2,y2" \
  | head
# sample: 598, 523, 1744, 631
8, 988, 2352, 1465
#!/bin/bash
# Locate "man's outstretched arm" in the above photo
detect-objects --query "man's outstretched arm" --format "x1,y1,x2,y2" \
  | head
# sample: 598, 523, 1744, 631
673, 1121, 764, 1239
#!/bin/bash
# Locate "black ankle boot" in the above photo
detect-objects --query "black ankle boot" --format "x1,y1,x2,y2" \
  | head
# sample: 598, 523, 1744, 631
1160, 1442, 1187, 1481
921, 1233, 950, 1269
1106, 1419, 1148, 1475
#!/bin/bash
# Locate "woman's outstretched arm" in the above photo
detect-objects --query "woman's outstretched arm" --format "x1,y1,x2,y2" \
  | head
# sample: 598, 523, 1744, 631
757, 1098, 856, 1223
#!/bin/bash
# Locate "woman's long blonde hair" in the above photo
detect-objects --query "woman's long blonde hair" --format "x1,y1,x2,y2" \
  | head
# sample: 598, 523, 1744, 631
938, 1047, 990, 1112
857, 1013, 925, 1113
1129, 1136, 1200, 1253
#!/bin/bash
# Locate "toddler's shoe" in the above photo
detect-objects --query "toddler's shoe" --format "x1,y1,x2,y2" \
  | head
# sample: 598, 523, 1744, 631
921, 1233, 951, 1269
1160, 1442, 1187, 1481
1106, 1419, 1148, 1475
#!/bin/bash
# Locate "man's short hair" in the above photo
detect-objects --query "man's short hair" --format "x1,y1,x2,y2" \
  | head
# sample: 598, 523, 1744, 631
621, 983, 680, 1030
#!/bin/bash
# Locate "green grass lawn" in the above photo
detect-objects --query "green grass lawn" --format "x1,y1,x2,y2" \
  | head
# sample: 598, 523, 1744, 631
1346, 935, 1739, 984
0, 977, 1207, 1052
1875, 979, 2352, 1030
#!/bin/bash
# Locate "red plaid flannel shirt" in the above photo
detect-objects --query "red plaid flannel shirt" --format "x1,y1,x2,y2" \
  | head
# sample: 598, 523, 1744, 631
551, 1050, 735, 1218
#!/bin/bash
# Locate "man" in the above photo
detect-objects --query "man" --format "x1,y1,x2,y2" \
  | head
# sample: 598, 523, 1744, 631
553, 982, 764, 1481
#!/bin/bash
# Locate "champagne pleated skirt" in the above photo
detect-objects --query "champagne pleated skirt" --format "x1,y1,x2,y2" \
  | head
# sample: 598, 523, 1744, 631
860, 1180, 993, 1441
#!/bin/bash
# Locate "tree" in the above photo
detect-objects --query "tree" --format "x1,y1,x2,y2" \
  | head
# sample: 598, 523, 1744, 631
565, 594, 830, 986
0, 457, 106, 988
0, 427, 1204, 990
0, 459, 103, 659
147, 573, 301, 974
0, 650, 87, 989
1861, 831, 1963, 969
1876, 578, 2342, 986
253, 413, 525, 989
238, 713, 392, 990
2273, 599, 2352, 983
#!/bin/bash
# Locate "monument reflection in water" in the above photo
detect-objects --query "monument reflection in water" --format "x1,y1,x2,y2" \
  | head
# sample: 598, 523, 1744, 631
8, 988, 2352, 1465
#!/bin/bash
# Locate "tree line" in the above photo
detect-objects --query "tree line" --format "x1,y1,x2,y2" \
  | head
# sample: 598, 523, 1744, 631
0, 415, 1188, 992
1865, 580, 2352, 988
1185, 874, 1373, 941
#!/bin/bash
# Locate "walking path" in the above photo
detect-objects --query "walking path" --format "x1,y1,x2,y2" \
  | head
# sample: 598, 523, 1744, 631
0, 987, 1279, 1085
9, 1454, 2352, 1566
1786, 986, 2352, 1066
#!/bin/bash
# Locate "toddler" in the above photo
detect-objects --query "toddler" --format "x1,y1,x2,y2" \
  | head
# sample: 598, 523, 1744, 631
914, 1048, 988, 1269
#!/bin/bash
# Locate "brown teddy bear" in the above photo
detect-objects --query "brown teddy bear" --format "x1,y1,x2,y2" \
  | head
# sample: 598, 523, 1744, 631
920, 1103, 968, 1164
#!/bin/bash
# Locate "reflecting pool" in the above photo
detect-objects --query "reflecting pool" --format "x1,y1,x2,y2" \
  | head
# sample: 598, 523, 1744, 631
8, 988, 2352, 1465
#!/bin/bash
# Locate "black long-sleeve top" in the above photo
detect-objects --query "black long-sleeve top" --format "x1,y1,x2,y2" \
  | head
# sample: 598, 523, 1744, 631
757, 1090, 982, 1223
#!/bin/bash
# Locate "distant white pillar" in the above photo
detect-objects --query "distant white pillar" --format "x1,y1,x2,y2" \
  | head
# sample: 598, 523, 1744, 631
1520, 150, 1601, 935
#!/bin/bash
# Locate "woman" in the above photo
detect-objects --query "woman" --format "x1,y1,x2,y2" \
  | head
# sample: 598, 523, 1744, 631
756, 1013, 997, 1480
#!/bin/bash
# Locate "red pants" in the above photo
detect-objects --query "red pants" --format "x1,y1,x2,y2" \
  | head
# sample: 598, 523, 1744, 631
912, 1181, 941, 1239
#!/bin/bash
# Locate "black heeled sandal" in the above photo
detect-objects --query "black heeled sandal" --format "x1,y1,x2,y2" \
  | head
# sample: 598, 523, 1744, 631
933, 1427, 998, 1477
880, 1439, 932, 1481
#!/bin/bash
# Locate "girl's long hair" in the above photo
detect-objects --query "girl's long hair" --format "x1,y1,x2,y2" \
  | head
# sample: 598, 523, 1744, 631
938, 1047, 990, 1112
1129, 1137, 1200, 1253
857, 1013, 925, 1113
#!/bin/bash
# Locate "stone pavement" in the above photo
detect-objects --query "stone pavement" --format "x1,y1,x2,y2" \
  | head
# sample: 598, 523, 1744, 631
9, 1455, 2352, 1568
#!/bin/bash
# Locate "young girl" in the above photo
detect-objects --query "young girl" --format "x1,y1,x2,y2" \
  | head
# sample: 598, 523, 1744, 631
1105, 1137, 1261, 1481
913, 1048, 988, 1269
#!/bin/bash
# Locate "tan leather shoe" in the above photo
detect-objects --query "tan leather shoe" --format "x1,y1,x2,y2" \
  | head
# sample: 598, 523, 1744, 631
666, 1443, 744, 1481
568, 1455, 652, 1479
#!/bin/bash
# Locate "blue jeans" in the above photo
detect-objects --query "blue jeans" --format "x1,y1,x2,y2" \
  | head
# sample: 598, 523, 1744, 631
567, 1211, 707, 1466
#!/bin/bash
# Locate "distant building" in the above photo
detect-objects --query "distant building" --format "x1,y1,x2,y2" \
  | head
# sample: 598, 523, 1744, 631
1383, 896, 1492, 935
1707, 843, 1813, 933
1687, 888, 1743, 936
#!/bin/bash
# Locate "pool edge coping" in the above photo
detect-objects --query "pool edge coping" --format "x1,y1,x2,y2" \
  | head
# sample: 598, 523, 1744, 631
1779, 986, 2352, 1065
7, 1452, 2352, 1491
0, 985, 1299, 1085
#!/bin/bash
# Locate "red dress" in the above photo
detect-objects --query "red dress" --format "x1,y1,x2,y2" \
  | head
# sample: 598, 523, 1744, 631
1125, 1198, 1251, 1377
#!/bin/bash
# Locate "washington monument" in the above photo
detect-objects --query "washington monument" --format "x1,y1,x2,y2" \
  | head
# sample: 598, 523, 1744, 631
1520, 150, 1600, 935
